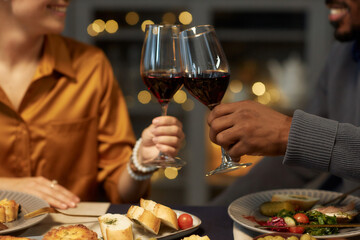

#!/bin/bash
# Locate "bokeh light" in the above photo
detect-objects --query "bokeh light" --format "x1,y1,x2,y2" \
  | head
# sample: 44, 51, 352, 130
179, 11, 193, 25
87, 24, 99, 37
138, 90, 152, 104
162, 12, 176, 24
257, 92, 271, 105
164, 167, 178, 179
181, 98, 195, 111
105, 20, 119, 33
173, 89, 187, 104
125, 11, 139, 26
229, 80, 243, 93
141, 20, 155, 32
252, 82, 266, 96
93, 19, 106, 33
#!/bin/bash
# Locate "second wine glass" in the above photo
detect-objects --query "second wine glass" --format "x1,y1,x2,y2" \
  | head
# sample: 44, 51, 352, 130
179, 25, 252, 176
140, 24, 186, 168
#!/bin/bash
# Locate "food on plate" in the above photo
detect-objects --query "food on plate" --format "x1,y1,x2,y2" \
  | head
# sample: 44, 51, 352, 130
126, 205, 161, 235
310, 202, 359, 223
0, 199, 19, 223
260, 201, 296, 217
254, 233, 317, 240
181, 234, 210, 240
42, 224, 98, 240
271, 194, 319, 211
98, 213, 133, 240
178, 213, 193, 230
0, 237, 31, 240
263, 208, 339, 236
140, 198, 179, 230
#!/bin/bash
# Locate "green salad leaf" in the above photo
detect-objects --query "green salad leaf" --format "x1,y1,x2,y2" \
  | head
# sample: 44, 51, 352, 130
305, 210, 339, 235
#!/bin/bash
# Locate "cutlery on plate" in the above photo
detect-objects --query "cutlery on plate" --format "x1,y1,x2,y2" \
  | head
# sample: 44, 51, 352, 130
322, 185, 360, 206
24, 207, 101, 219
255, 223, 360, 229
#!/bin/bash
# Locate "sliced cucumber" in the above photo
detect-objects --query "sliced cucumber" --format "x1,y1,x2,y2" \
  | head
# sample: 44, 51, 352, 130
284, 216, 296, 227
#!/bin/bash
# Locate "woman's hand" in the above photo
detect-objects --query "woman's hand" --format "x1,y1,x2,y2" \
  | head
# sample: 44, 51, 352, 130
0, 177, 80, 209
139, 116, 185, 163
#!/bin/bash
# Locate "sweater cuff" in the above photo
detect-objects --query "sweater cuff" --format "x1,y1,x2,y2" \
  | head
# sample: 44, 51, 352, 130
284, 110, 338, 172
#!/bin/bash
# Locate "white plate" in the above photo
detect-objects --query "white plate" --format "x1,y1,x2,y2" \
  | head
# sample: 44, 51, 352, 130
228, 188, 360, 239
0, 190, 49, 234
131, 210, 201, 240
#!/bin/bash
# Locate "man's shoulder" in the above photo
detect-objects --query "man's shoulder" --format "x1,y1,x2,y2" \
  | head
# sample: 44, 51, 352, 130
330, 40, 355, 54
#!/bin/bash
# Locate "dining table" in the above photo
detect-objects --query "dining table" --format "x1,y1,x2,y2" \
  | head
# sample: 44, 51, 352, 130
10, 202, 240, 239
8, 202, 360, 240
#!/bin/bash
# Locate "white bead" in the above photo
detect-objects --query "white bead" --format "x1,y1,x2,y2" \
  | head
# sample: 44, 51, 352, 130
132, 138, 158, 173
127, 162, 152, 181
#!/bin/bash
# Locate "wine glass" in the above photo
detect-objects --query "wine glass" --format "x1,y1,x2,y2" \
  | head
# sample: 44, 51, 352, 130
140, 24, 186, 168
179, 25, 252, 176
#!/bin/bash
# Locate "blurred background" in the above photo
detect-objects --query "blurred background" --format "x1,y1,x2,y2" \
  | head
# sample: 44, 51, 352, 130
63, 0, 334, 206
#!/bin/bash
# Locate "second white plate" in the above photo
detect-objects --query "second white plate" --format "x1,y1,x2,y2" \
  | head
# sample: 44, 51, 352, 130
228, 188, 360, 239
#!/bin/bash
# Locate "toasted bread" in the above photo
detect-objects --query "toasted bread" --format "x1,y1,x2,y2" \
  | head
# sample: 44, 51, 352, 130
0, 199, 19, 223
181, 235, 210, 240
140, 198, 179, 230
98, 213, 133, 240
126, 205, 160, 235
42, 224, 98, 240
271, 194, 319, 211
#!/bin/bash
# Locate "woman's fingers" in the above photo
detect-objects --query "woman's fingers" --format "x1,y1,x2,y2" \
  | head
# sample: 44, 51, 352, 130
0, 177, 80, 209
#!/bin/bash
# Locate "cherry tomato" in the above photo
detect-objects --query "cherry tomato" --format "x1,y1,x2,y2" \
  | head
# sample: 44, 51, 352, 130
289, 226, 305, 234
293, 213, 309, 224
178, 213, 193, 230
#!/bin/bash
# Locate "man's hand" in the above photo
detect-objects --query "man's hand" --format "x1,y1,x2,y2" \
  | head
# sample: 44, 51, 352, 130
208, 100, 292, 161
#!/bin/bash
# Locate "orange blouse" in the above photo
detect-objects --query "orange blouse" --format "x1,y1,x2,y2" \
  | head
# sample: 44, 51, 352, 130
0, 34, 136, 203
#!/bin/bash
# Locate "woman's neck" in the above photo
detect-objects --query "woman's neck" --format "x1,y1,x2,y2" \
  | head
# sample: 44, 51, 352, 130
0, 7, 44, 68
0, 32, 44, 69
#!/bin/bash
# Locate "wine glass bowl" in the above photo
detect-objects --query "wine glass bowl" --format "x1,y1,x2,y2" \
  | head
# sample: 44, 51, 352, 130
179, 25, 252, 175
140, 24, 186, 168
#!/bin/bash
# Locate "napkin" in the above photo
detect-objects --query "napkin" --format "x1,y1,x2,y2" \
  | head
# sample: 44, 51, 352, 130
233, 222, 256, 240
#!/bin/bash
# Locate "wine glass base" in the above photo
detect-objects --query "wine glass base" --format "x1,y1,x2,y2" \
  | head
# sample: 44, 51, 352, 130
206, 162, 252, 176
142, 155, 186, 168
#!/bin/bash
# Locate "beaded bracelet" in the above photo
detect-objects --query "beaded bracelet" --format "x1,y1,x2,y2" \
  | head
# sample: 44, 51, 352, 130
131, 138, 158, 173
127, 162, 152, 181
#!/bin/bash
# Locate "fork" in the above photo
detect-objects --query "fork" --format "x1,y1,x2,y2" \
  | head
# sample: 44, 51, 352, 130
24, 207, 101, 219
322, 184, 360, 206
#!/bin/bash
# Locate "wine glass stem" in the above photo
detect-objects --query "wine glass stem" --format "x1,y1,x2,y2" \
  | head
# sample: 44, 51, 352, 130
161, 103, 169, 116
221, 147, 232, 163
158, 103, 169, 160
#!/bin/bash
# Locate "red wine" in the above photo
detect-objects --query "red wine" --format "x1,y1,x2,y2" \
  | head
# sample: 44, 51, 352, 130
142, 71, 184, 104
184, 71, 230, 109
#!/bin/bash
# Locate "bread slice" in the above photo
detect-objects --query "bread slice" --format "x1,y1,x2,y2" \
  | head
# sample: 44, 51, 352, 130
126, 205, 160, 235
181, 235, 210, 240
0, 199, 19, 223
43, 224, 98, 240
140, 198, 179, 230
271, 194, 319, 211
98, 214, 133, 240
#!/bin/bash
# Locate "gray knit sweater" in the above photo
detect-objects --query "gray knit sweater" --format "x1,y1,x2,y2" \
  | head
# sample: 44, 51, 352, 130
284, 41, 360, 181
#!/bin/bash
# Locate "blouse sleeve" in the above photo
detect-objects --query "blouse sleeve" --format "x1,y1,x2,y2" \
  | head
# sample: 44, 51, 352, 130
96, 52, 138, 203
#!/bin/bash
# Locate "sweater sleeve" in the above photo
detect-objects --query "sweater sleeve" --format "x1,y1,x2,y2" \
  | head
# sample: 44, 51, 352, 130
284, 110, 360, 181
